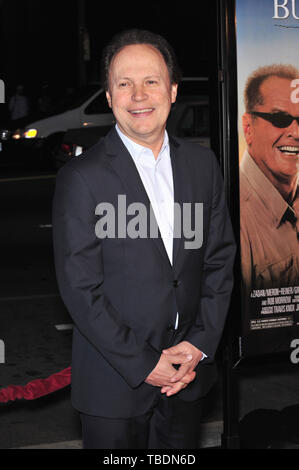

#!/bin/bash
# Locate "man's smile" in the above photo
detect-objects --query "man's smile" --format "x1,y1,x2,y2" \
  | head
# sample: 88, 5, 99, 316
277, 145, 299, 157
129, 108, 155, 115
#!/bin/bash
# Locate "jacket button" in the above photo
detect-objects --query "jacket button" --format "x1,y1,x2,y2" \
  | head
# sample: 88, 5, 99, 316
173, 280, 179, 288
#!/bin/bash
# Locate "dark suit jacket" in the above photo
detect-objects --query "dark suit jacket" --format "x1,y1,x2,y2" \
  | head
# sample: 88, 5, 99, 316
52, 128, 236, 418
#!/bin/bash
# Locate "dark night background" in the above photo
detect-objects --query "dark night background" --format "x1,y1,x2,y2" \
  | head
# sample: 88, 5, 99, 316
0, 0, 217, 108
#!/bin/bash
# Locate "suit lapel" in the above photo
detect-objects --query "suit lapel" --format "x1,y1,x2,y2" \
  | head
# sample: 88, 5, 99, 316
169, 136, 191, 266
104, 128, 171, 265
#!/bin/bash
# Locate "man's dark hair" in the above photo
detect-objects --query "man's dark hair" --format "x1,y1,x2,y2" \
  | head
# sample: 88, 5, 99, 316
101, 29, 181, 91
244, 64, 299, 113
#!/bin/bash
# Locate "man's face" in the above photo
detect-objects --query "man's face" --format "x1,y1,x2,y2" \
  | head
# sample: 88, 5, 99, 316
106, 44, 177, 149
243, 76, 299, 183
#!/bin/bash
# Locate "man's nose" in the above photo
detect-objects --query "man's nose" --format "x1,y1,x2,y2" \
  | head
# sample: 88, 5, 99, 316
287, 118, 299, 139
132, 84, 148, 101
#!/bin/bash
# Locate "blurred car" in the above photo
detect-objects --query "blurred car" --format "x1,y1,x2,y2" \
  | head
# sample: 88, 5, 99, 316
54, 94, 210, 169
54, 125, 113, 169
0, 84, 114, 167
167, 95, 210, 147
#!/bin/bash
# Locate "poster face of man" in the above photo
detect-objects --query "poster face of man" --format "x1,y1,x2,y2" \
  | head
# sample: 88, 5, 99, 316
243, 76, 299, 199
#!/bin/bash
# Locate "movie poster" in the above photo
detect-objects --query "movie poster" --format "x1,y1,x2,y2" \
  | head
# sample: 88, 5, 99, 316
236, 0, 299, 354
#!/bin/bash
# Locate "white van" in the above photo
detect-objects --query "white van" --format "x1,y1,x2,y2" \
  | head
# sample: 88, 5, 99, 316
2, 84, 114, 163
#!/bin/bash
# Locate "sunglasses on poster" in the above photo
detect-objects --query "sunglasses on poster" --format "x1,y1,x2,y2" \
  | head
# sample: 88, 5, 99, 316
250, 111, 299, 129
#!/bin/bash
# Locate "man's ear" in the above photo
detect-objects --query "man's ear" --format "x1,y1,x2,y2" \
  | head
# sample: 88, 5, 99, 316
242, 113, 254, 146
171, 83, 178, 104
106, 91, 112, 108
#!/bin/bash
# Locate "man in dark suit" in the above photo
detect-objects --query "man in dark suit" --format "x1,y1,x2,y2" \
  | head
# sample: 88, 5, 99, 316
52, 29, 236, 449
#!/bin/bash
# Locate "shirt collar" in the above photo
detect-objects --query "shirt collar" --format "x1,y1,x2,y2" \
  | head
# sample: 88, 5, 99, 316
240, 150, 295, 227
115, 124, 169, 168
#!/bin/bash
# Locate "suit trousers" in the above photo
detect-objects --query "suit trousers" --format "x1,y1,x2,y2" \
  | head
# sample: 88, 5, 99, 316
80, 392, 204, 449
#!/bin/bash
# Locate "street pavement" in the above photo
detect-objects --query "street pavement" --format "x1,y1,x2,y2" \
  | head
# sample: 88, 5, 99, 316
0, 166, 299, 449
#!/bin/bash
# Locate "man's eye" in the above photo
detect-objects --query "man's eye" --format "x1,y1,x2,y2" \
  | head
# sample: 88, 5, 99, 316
118, 81, 131, 88
147, 80, 157, 85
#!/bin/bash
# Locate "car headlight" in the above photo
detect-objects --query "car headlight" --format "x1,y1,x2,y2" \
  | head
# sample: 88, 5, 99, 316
23, 129, 38, 139
12, 130, 22, 140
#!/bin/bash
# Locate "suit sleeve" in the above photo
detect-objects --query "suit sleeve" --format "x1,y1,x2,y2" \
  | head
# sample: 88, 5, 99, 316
52, 165, 160, 388
184, 153, 236, 360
